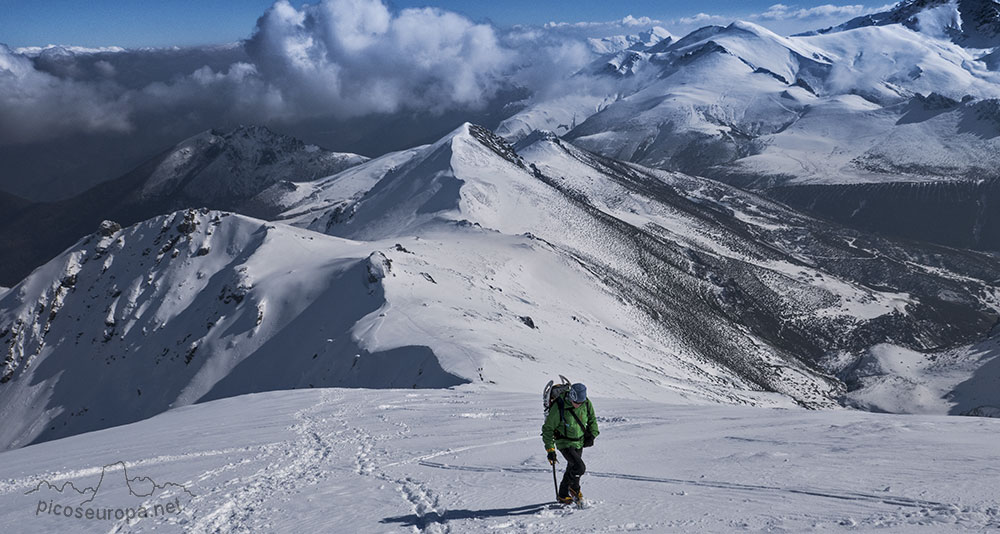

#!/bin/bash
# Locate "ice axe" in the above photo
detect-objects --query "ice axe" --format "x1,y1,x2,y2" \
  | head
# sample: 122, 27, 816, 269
551, 458, 558, 500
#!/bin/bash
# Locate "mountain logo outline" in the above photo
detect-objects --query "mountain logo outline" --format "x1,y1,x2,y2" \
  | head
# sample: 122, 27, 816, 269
24, 461, 195, 505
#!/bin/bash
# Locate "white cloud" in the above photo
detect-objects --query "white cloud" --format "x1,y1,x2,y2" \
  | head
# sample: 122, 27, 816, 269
0, 0, 521, 144
94, 60, 116, 77
0, 0, 899, 146
756, 3, 868, 21
678, 13, 731, 25
621, 15, 656, 27
245, 0, 513, 117
0, 45, 132, 143
542, 15, 668, 37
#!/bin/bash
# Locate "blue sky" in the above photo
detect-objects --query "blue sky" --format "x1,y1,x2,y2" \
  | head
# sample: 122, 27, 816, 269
0, 0, 892, 48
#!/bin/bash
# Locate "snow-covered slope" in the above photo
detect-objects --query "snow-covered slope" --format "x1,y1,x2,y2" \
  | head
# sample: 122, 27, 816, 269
495, 93, 617, 142
274, 145, 428, 228
562, 18, 1000, 185
710, 92, 1000, 187
1, 388, 998, 533
0, 209, 469, 450
589, 27, 676, 77
498, 7, 1000, 248
0, 201, 795, 451
838, 335, 1000, 414
135, 125, 367, 215
0, 125, 366, 287
587, 26, 673, 55
812, 0, 1000, 48
3, 124, 998, 451
495, 27, 672, 142
282, 124, 999, 407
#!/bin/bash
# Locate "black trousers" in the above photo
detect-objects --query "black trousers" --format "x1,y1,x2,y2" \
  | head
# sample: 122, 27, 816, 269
558, 447, 586, 498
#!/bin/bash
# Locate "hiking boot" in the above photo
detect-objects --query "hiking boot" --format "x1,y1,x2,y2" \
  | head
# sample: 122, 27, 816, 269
557, 495, 573, 504
569, 488, 583, 501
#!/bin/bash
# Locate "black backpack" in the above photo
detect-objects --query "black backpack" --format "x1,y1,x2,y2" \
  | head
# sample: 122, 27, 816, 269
543, 375, 572, 415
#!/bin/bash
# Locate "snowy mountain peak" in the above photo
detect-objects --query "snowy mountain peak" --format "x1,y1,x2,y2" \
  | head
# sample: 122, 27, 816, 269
394, 122, 525, 172
288, 124, 998, 412
205, 124, 330, 156
464, 123, 527, 168
0, 207, 474, 449
811, 0, 1000, 46
288, 122, 530, 240
724, 19, 784, 39
2, 118, 998, 453
12, 44, 128, 57
590, 19, 811, 79
588, 26, 674, 54
512, 129, 560, 150
631, 26, 674, 49
139, 125, 366, 205
0, 125, 367, 288
662, 24, 728, 52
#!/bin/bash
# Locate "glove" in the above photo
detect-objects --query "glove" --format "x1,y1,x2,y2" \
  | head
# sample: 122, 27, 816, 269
583, 433, 595, 448
546, 449, 557, 465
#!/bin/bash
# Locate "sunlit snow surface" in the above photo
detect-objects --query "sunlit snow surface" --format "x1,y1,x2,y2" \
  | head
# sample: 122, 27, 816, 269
838, 336, 1000, 415
0, 388, 998, 533
2, 123, 997, 452
502, 16, 1000, 185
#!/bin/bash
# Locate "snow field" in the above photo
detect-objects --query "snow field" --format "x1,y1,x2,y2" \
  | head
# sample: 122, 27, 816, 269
0, 388, 998, 533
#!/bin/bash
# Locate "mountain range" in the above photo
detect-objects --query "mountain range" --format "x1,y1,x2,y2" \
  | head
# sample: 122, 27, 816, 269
0, 125, 364, 287
1, 123, 997, 450
1, 1, 999, 450
492, 2, 1000, 250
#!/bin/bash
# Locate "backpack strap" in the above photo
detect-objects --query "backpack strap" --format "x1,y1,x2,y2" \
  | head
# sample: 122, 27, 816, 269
554, 396, 567, 438
555, 396, 589, 440
566, 402, 587, 433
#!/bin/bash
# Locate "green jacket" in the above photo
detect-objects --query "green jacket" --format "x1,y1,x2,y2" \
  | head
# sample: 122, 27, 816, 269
541, 395, 599, 451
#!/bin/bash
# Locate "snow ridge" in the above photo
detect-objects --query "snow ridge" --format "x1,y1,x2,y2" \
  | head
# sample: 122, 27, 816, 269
503, 9, 1000, 188
1, 123, 998, 451
0, 208, 466, 450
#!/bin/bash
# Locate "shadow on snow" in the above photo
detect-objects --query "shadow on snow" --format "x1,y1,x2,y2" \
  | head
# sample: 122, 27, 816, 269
380, 502, 555, 528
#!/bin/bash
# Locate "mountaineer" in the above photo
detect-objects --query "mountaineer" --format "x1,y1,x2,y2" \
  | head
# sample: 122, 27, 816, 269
542, 382, 599, 505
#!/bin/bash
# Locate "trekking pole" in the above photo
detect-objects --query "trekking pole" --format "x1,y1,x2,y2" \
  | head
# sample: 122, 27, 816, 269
551, 461, 558, 500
